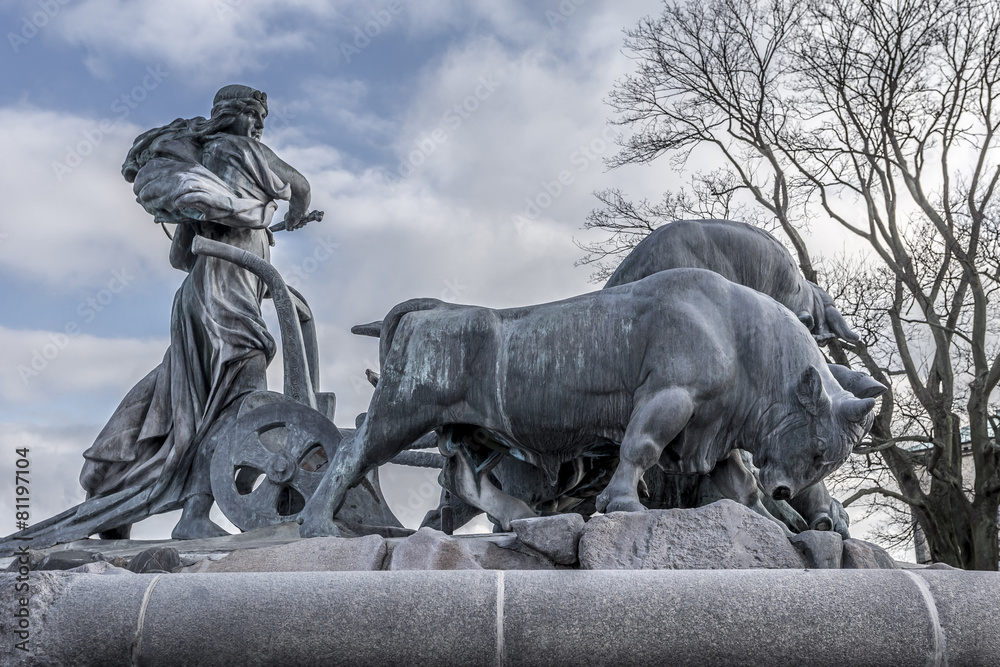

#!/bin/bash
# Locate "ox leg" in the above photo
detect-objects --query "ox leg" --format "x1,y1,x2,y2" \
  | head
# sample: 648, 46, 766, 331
788, 481, 851, 538
441, 453, 535, 531
299, 403, 441, 538
709, 450, 796, 537
421, 489, 484, 532
596, 389, 694, 514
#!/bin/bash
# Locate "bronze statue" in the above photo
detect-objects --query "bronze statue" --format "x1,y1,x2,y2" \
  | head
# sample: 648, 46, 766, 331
4, 85, 322, 547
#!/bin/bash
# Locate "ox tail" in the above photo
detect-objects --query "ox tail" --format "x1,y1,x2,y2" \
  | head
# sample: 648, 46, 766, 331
824, 304, 860, 343
808, 282, 860, 343
377, 297, 446, 365
351, 321, 383, 337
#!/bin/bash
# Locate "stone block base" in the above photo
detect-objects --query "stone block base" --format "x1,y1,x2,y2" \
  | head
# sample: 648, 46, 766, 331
1, 569, 994, 666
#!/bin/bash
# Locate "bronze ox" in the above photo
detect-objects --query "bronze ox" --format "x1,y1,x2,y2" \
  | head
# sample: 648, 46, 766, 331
299, 268, 877, 536
606, 219, 859, 345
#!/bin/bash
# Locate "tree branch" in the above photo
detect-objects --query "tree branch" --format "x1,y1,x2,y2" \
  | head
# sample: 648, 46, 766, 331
841, 485, 923, 509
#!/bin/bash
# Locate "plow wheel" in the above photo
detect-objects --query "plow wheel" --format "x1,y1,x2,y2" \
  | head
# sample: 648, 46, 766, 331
211, 401, 342, 531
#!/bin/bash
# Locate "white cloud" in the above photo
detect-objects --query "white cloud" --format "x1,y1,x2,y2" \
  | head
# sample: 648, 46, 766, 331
0, 325, 168, 407
0, 106, 173, 289
381, 5, 673, 221
398, 1, 538, 43
295, 76, 397, 144
54, 0, 333, 80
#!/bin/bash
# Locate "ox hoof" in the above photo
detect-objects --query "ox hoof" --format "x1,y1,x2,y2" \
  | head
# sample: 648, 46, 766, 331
833, 522, 851, 540
810, 515, 833, 532
171, 517, 229, 540
599, 497, 647, 514
298, 515, 342, 538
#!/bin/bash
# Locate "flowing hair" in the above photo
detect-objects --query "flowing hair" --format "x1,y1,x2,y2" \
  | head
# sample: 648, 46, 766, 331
121, 112, 240, 183
122, 85, 267, 183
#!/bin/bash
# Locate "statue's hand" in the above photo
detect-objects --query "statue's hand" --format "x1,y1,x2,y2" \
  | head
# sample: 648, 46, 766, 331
274, 209, 324, 232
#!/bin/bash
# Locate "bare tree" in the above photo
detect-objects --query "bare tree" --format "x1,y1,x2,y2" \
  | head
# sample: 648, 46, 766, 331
589, 0, 1000, 569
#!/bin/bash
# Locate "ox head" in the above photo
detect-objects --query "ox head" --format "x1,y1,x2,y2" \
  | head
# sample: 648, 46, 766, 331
797, 282, 861, 346
756, 365, 879, 501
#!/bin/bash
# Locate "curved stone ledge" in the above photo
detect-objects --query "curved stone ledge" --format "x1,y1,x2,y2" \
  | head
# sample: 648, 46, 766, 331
2, 569, 996, 666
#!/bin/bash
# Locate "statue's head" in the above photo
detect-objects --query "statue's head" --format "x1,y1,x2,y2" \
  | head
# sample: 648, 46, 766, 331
211, 84, 268, 140
122, 84, 271, 182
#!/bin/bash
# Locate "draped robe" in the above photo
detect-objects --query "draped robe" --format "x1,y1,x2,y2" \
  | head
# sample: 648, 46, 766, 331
1, 132, 291, 548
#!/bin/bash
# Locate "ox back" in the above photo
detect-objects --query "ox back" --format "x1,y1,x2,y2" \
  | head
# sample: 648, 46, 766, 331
605, 219, 809, 309
376, 267, 826, 474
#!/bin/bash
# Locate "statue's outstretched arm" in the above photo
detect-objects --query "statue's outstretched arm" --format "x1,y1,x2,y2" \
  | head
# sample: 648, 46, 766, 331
258, 143, 312, 230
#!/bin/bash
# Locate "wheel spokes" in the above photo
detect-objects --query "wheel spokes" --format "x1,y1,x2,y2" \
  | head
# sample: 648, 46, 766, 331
211, 400, 345, 531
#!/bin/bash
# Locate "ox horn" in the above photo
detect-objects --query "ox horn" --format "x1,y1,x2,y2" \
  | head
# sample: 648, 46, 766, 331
841, 397, 876, 423
827, 364, 888, 399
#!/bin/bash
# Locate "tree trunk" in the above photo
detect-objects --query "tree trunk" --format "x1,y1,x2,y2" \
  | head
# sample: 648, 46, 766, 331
920, 504, 967, 568
918, 487, 999, 570
969, 500, 1000, 571
912, 511, 932, 564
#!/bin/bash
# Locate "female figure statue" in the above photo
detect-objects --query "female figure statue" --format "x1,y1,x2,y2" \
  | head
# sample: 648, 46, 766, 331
9, 85, 320, 544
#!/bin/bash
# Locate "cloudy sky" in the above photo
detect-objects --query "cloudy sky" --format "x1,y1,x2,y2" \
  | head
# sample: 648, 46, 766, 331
0, 0, 887, 547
